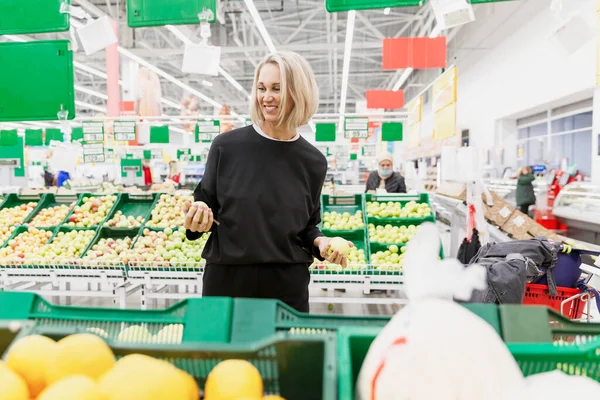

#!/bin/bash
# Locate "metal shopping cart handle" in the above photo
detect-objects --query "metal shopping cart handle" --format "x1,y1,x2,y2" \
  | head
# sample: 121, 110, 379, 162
560, 244, 600, 257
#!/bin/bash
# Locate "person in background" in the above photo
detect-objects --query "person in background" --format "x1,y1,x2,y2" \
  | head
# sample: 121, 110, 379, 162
56, 170, 70, 187
365, 153, 406, 193
42, 167, 55, 187
515, 166, 536, 215
167, 160, 181, 184
142, 159, 153, 186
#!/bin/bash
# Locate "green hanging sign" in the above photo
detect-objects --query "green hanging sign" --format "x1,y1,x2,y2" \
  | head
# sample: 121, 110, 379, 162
82, 121, 104, 143
120, 158, 142, 178
326, 0, 423, 12
24, 129, 43, 146
114, 121, 136, 142
127, 0, 217, 27
381, 122, 403, 142
0, 129, 18, 147
344, 117, 369, 139
195, 120, 220, 142
315, 123, 336, 142
0, 136, 25, 177
71, 126, 84, 142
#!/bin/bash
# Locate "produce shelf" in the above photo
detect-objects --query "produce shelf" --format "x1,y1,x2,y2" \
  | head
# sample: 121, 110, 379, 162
0, 225, 56, 266
365, 193, 435, 224
60, 193, 120, 228
81, 226, 140, 264
0, 292, 232, 344
0, 192, 41, 219
104, 193, 158, 228
22, 193, 78, 228
320, 194, 366, 239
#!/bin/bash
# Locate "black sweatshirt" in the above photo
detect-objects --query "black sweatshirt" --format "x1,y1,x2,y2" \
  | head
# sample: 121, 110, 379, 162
186, 125, 327, 265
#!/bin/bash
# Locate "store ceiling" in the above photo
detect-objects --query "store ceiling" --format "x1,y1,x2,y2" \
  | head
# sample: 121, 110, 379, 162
0, 0, 442, 119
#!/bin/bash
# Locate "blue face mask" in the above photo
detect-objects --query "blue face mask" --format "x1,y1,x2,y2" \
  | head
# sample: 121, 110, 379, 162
379, 168, 392, 178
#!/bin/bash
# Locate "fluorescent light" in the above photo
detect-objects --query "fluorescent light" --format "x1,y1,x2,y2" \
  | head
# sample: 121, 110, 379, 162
73, 61, 108, 79
392, 68, 414, 92
74, 85, 108, 100
384, 7, 391, 15
117, 47, 222, 109
338, 10, 356, 125
202, 80, 213, 87
75, 101, 107, 113
165, 25, 192, 44
218, 66, 248, 94
160, 98, 182, 110
170, 126, 187, 134
429, 24, 442, 38
3, 35, 26, 42
243, 0, 277, 53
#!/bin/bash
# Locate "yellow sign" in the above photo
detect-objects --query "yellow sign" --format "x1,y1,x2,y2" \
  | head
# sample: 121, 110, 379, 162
406, 95, 422, 149
432, 67, 458, 141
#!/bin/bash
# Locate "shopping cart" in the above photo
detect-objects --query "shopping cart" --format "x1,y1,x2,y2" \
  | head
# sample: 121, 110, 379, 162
525, 245, 600, 320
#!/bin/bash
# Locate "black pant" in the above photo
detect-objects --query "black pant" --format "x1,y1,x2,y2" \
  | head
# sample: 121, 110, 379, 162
202, 263, 311, 312
519, 204, 533, 215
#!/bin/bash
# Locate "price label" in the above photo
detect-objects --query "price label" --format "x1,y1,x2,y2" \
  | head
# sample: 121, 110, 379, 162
362, 144, 377, 157
0, 159, 20, 167
195, 120, 220, 142
82, 122, 104, 143
344, 117, 368, 139
83, 154, 105, 163
123, 166, 140, 172
83, 142, 105, 163
114, 121, 136, 142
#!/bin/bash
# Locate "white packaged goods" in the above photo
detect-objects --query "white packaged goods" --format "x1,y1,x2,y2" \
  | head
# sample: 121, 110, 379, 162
356, 223, 525, 400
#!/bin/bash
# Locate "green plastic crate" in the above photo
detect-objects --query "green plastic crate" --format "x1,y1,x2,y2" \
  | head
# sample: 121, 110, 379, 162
2, 328, 336, 400
104, 193, 157, 229
0, 192, 42, 216
0, 292, 232, 344
365, 193, 435, 224
61, 193, 120, 228
22, 193, 78, 228
321, 194, 366, 239
230, 298, 389, 343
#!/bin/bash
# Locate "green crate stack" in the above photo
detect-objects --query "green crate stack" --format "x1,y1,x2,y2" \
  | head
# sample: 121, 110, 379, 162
367, 218, 445, 260
320, 194, 366, 239
103, 193, 158, 229
22, 193, 78, 228
60, 193, 120, 228
0, 292, 232, 344
310, 236, 370, 275
365, 193, 435, 224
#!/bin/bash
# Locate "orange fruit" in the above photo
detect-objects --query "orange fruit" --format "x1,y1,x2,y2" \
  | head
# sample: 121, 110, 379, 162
204, 359, 263, 400
5, 334, 56, 397
37, 375, 106, 400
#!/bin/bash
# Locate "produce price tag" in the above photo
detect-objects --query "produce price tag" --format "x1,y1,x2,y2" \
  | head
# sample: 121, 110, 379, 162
114, 121, 136, 142
362, 144, 377, 157
83, 142, 105, 163
82, 122, 104, 143
344, 117, 369, 139
0, 158, 20, 167
195, 120, 220, 142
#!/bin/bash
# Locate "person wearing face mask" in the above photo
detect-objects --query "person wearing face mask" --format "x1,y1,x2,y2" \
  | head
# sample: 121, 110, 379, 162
183, 51, 352, 312
365, 153, 406, 193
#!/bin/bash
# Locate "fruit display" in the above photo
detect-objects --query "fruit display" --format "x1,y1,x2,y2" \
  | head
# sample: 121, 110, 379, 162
124, 227, 209, 266
104, 210, 144, 228
368, 223, 418, 244
310, 246, 366, 271
29, 203, 75, 227
82, 237, 134, 263
146, 193, 193, 228
322, 210, 364, 230
0, 202, 38, 229
366, 200, 432, 219
3, 333, 200, 400
39, 230, 96, 261
205, 359, 286, 400
115, 324, 183, 344
370, 245, 407, 271
0, 225, 16, 246
0, 227, 53, 262
64, 195, 117, 227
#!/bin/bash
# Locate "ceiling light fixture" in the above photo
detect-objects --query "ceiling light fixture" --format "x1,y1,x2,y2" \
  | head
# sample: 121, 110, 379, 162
160, 98, 183, 110
243, 0, 277, 54
202, 80, 213, 87
74, 85, 108, 100
338, 10, 356, 127
384, 7, 391, 15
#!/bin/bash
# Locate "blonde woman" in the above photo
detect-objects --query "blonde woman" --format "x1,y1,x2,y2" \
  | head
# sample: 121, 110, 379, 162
184, 51, 351, 311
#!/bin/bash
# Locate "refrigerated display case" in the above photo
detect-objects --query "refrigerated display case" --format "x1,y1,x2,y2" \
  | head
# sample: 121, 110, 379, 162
553, 182, 600, 244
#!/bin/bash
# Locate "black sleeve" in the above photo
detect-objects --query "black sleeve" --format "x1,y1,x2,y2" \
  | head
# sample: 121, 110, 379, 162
298, 165, 327, 261
398, 175, 407, 193
186, 140, 220, 241
365, 171, 378, 192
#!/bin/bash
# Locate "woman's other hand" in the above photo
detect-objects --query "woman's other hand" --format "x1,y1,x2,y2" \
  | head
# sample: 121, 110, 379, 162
184, 201, 214, 232
314, 237, 354, 268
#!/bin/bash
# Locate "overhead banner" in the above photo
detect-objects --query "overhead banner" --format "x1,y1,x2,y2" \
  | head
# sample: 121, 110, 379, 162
406, 95, 422, 148
432, 66, 458, 141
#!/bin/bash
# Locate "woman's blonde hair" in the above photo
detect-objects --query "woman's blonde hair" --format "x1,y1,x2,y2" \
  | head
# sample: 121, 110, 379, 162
249, 51, 319, 132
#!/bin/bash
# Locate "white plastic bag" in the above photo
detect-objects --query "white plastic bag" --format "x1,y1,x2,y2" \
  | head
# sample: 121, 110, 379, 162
356, 223, 525, 400
507, 370, 600, 400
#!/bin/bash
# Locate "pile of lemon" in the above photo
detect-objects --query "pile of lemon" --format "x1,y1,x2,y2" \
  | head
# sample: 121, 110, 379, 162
0, 333, 285, 400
